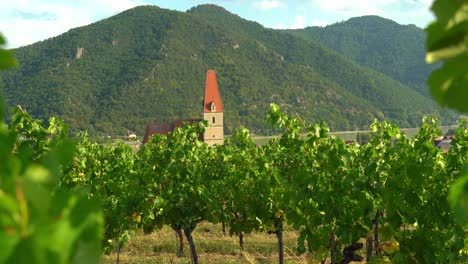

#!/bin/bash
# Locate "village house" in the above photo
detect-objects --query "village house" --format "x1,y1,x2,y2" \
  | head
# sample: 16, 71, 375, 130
125, 132, 137, 140
433, 135, 454, 153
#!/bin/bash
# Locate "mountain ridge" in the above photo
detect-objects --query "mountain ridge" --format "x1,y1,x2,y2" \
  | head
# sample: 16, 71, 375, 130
0, 5, 457, 136
286, 15, 435, 96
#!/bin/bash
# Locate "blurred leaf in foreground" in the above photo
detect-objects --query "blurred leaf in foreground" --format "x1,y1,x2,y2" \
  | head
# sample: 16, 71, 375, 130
426, 0, 468, 113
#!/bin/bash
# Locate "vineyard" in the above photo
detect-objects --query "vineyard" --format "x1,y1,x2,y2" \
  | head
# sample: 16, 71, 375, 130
1, 0, 467, 263
1, 101, 467, 264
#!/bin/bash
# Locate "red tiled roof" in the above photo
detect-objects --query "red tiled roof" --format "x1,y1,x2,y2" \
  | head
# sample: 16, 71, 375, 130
143, 122, 173, 143
142, 119, 203, 143
203, 70, 223, 113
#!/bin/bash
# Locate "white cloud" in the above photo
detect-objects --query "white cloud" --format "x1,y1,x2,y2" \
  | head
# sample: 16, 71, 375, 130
0, 0, 141, 48
274, 15, 307, 29
314, 0, 395, 15
291, 15, 306, 29
312, 0, 431, 18
253, 0, 284, 10
419, 0, 434, 6
309, 0, 433, 27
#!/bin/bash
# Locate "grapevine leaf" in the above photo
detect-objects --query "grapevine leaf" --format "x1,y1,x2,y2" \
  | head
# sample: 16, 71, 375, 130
428, 53, 468, 112
297, 231, 306, 254
0, 191, 17, 213
0, 34, 17, 69
448, 166, 468, 225
0, 232, 20, 264
426, 0, 468, 113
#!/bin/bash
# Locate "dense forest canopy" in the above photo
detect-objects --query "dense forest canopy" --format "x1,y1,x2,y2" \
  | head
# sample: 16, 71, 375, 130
0, 4, 459, 136
286, 15, 435, 97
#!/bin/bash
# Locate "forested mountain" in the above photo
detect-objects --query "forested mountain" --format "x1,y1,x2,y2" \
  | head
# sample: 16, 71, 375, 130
0, 5, 457, 136
286, 16, 434, 96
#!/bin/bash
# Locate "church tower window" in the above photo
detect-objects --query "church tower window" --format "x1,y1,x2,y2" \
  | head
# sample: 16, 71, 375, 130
210, 101, 216, 112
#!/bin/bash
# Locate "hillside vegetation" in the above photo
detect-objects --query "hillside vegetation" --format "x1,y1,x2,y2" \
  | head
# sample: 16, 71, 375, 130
286, 15, 435, 97
0, 5, 457, 135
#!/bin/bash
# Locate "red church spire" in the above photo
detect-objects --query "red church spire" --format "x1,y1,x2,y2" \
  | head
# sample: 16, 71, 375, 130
203, 70, 223, 113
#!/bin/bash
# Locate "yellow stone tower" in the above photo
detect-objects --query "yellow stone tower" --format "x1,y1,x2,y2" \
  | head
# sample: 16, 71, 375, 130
202, 70, 224, 146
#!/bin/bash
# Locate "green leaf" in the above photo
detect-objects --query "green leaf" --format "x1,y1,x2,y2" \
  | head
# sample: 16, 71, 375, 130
296, 231, 306, 254
0, 232, 20, 264
426, 21, 468, 54
448, 165, 468, 225
24, 164, 52, 183
431, 0, 461, 27
0, 33, 17, 69
428, 53, 468, 112
0, 191, 17, 213
426, 1, 468, 113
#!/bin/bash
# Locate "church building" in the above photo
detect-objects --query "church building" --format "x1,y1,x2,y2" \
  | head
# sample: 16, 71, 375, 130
202, 70, 224, 145
142, 70, 224, 146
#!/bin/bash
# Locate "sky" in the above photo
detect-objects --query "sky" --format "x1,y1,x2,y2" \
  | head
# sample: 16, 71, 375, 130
1, 0, 435, 49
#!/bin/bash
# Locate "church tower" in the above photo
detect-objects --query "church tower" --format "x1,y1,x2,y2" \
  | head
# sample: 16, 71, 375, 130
203, 70, 224, 146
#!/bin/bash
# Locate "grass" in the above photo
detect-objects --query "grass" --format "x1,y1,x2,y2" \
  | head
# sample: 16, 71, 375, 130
102, 222, 309, 264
